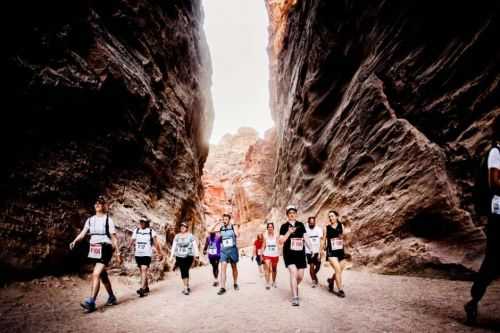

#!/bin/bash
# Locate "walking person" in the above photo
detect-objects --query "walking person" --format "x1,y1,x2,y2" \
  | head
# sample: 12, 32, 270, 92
305, 216, 323, 288
262, 222, 280, 289
253, 232, 265, 276
213, 214, 240, 295
203, 230, 222, 287
325, 210, 348, 298
465, 117, 500, 324
69, 196, 121, 312
170, 222, 199, 295
279, 205, 313, 306
128, 218, 165, 297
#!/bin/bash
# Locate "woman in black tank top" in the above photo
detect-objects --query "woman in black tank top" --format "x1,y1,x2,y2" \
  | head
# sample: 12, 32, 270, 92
324, 210, 348, 298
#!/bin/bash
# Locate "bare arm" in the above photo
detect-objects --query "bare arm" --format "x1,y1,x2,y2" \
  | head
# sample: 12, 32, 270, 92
234, 224, 240, 238
278, 227, 294, 247
169, 237, 177, 261
69, 224, 89, 249
304, 234, 313, 253
192, 237, 199, 257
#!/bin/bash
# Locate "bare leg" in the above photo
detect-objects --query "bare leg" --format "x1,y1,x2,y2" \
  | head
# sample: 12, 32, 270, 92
264, 260, 271, 285
272, 264, 277, 283
328, 258, 343, 290
231, 262, 238, 285
140, 266, 148, 289
91, 263, 105, 300
288, 265, 299, 298
220, 262, 228, 288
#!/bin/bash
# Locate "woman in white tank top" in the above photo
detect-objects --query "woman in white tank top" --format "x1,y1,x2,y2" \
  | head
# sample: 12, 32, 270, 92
262, 222, 280, 289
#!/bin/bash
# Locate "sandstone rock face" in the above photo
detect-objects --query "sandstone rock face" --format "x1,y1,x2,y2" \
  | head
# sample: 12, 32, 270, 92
266, 0, 499, 277
203, 128, 276, 247
1, 0, 213, 281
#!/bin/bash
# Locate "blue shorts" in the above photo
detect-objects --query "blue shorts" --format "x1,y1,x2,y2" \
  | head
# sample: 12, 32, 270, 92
220, 247, 239, 263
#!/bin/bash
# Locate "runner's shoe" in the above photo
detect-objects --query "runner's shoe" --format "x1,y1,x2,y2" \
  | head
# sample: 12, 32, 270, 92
234, 283, 239, 291
144, 287, 150, 294
106, 295, 118, 306
137, 288, 145, 297
338, 289, 346, 298
265, 284, 271, 290
80, 298, 96, 312
217, 288, 226, 295
291, 297, 299, 306
327, 278, 334, 292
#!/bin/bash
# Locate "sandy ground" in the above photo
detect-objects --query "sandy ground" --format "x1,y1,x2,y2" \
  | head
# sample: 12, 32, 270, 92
1, 257, 499, 333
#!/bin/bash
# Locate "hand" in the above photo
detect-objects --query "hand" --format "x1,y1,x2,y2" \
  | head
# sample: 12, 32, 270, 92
288, 226, 296, 234
69, 241, 75, 250
251, 256, 254, 262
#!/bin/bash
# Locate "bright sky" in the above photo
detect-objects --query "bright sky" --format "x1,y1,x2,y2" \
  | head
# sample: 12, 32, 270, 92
203, 0, 274, 144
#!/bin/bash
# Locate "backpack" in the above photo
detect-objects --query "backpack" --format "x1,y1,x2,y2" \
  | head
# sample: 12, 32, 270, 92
475, 144, 500, 215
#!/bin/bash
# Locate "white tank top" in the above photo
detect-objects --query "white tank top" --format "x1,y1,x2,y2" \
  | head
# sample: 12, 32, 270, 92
263, 234, 279, 257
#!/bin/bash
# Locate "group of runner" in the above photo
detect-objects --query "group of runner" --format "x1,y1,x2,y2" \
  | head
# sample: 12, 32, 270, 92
69, 199, 348, 311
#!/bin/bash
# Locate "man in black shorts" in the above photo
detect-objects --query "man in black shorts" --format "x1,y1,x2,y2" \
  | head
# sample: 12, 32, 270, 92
279, 205, 313, 306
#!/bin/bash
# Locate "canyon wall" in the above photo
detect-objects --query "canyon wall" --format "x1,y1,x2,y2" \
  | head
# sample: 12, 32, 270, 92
203, 128, 276, 247
1, 0, 213, 282
266, 0, 499, 277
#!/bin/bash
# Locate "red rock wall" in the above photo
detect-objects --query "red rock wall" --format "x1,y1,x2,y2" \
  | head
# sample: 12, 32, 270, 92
266, 0, 499, 277
203, 128, 277, 247
1, 0, 213, 281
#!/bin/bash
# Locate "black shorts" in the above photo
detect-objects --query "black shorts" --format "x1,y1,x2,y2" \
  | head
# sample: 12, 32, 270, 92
135, 256, 152, 267
89, 243, 114, 266
306, 253, 321, 265
283, 252, 307, 269
327, 250, 346, 262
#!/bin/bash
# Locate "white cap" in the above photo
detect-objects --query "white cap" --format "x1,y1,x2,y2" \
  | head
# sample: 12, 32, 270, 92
286, 205, 298, 213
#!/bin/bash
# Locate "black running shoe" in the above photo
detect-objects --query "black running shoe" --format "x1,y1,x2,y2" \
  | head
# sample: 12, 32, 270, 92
217, 288, 226, 295
137, 288, 145, 297
464, 301, 477, 325
338, 289, 346, 298
144, 287, 150, 293
234, 284, 239, 291
327, 278, 334, 292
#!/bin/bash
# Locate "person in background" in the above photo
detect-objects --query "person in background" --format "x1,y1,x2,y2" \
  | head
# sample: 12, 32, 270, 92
170, 222, 199, 295
203, 229, 222, 287
253, 232, 265, 276
128, 217, 165, 297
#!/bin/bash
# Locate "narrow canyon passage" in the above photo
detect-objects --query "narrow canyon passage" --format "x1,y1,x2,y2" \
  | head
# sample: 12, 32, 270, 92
2, 259, 499, 333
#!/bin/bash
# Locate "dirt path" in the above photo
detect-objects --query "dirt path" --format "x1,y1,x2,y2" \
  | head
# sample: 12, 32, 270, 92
1, 257, 499, 333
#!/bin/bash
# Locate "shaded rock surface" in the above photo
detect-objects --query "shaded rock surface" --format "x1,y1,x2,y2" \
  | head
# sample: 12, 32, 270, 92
1, 0, 213, 282
266, 0, 499, 277
203, 128, 276, 247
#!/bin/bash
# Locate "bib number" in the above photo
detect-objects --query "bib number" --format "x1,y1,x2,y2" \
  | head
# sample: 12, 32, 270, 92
88, 244, 102, 259
208, 247, 217, 255
178, 246, 188, 256
331, 238, 344, 250
492, 196, 500, 215
222, 238, 234, 248
310, 236, 320, 245
266, 244, 278, 256
290, 238, 304, 251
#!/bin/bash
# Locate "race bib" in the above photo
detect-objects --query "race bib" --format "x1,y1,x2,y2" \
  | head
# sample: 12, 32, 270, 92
266, 244, 278, 256
222, 238, 234, 248
177, 246, 189, 256
290, 238, 304, 251
331, 238, 344, 250
208, 247, 217, 255
310, 236, 320, 245
88, 244, 102, 259
492, 196, 500, 215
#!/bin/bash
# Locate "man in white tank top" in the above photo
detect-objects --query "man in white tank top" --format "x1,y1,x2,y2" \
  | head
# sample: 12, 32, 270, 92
305, 216, 323, 287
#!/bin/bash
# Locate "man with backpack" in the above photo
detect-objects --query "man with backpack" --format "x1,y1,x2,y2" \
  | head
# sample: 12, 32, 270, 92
128, 217, 165, 297
465, 117, 500, 324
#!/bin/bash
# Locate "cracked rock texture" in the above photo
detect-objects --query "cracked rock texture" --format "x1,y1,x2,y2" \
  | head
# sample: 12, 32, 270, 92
266, 0, 499, 277
1, 0, 213, 282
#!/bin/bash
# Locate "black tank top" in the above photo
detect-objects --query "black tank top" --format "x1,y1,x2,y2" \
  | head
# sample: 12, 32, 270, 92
326, 223, 343, 250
